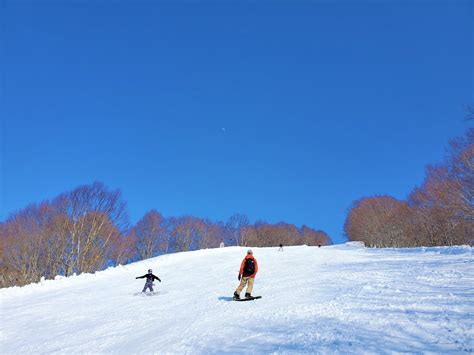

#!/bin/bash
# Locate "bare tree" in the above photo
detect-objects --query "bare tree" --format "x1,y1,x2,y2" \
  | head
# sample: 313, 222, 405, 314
170, 216, 202, 252
345, 196, 411, 247
133, 210, 167, 259
226, 214, 249, 246
345, 129, 473, 248
51, 182, 128, 276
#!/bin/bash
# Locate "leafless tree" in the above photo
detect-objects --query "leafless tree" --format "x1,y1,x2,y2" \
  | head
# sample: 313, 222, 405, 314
133, 210, 167, 259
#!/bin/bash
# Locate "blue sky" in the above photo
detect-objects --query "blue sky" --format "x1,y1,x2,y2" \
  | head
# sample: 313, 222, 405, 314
1, 1, 472, 243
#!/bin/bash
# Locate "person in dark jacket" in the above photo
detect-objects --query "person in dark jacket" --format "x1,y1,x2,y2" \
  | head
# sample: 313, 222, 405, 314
234, 249, 258, 299
136, 269, 161, 293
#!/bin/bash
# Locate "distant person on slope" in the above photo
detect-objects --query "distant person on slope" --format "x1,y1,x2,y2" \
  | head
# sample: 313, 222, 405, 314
234, 249, 258, 300
279, 243, 283, 251
136, 269, 161, 293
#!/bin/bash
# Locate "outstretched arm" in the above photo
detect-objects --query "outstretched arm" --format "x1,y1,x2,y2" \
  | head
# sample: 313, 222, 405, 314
153, 274, 161, 282
136, 275, 146, 279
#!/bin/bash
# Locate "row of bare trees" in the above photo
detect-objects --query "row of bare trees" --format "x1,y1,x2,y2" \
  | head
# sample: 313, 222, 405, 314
130, 212, 330, 261
0, 183, 130, 287
239, 223, 329, 247
1, 186, 331, 288
345, 128, 473, 247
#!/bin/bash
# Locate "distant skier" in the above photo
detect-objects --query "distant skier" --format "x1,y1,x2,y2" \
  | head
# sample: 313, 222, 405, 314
279, 243, 283, 251
136, 269, 161, 293
234, 249, 258, 300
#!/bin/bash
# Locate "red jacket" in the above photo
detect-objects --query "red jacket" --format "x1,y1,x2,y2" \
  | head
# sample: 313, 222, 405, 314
239, 255, 258, 278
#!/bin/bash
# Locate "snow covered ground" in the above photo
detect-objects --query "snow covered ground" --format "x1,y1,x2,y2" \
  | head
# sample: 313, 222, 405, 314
1, 243, 473, 354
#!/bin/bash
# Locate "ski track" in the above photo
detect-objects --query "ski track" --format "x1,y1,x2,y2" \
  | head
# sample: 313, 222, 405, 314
1, 244, 473, 354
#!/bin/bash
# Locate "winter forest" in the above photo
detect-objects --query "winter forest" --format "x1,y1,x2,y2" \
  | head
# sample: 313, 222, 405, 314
1, 127, 472, 288
0, 188, 330, 288
345, 128, 473, 248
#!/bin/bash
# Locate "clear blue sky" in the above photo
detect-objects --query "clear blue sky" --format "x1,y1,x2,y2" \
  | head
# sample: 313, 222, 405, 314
1, 1, 472, 243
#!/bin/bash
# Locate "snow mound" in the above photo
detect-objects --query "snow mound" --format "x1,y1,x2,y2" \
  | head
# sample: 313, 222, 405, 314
334, 241, 366, 249
1, 244, 473, 353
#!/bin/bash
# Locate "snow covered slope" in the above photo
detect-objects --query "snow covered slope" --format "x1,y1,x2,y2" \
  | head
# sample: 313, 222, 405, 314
1, 244, 473, 354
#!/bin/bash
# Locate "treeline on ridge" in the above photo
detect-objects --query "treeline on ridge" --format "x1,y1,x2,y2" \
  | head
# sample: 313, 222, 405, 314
344, 128, 473, 248
0, 187, 331, 288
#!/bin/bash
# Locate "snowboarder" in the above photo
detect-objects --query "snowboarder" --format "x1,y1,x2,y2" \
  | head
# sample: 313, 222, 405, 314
279, 243, 283, 251
234, 249, 258, 300
136, 269, 161, 293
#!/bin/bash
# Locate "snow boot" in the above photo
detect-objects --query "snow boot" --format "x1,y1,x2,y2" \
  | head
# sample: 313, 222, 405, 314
233, 292, 240, 300
245, 292, 251, 299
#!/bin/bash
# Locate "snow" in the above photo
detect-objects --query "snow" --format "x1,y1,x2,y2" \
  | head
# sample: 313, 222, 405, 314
1, 244, 473, 354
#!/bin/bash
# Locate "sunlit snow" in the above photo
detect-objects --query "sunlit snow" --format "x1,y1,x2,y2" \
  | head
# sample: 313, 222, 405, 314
1, 243, 473, 353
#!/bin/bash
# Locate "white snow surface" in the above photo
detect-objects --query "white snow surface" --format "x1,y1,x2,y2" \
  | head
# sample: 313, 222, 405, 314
1, 244, 473, 354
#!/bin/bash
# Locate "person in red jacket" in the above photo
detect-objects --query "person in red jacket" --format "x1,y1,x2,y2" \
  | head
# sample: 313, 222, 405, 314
234, 249, 258, 299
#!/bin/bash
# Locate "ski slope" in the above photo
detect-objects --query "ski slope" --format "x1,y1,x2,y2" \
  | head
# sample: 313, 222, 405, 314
1, 243, 473, 354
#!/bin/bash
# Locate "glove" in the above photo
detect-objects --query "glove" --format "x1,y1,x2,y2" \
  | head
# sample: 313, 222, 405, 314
159, 280, 162, 283
135, 277, 138, 279
238, 274, 241, 281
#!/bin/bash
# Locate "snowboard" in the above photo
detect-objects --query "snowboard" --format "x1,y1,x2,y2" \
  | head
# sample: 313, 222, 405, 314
133, 291, 167, 297
233, 296, 262, 301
